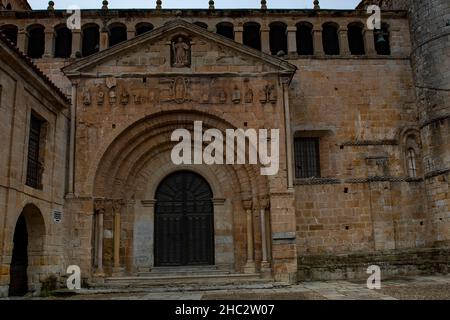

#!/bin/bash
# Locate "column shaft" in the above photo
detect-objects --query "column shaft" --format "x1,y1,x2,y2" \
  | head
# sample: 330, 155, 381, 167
71, 30, 82, 58
44, 31, 55, 58
97, 211, 104, 273
286, 26, 297, 55
312, 29, 324, 56
261, 27, 270, 54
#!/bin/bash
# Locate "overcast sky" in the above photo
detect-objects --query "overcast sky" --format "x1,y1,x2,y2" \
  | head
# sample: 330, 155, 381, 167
28, 0, 361, 9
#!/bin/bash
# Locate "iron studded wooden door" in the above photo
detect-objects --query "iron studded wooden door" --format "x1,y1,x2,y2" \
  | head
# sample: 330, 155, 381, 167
155, 171, 214, 266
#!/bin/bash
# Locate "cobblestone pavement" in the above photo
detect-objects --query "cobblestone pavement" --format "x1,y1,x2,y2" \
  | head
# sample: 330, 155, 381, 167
4, 275, 450, 300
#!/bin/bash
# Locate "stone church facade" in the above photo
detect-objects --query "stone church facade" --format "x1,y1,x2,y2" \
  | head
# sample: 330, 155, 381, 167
0, 0, 449, 296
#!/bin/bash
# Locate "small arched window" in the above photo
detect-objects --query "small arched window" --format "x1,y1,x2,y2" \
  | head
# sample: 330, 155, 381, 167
6, 3, 12, 10
348, 23, 365, 55
82, 24, 99, 57
407, 148, 417, 178
243, 22, 261, 51
27, 24, 45, 59
322, 23, 339, 55
54, 25, 72, 58
374, 23, 391, 55
0, 24, 18, 45
269, 22, 287, 56
216, 22, 234, 40
296, 22, 313, 55
108, 23, 127, 47
135, 23, 153, 36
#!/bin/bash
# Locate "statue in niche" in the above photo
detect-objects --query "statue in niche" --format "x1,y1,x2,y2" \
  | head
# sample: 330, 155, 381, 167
201, 92, 210, 104
171, 37, 191, 68
109, 89, 117, 105
219, 90, 227, 104
259, 86, 268, 103
97, 89, 105, 106
245, 88, 254, 103
82, 88, 91, 106
232, 85, 241, 104
121, 90, 130, 105
134, 94, 142, 104
268, 84, 277, 103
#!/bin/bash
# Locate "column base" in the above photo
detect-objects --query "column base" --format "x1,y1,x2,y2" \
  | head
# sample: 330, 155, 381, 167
243, 261, 256, 274
260, 261, 272, 278
112, 267, 125, 276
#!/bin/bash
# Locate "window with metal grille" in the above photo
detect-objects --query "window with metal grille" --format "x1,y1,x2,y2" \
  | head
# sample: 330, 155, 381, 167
407, 148, 417, 178
294, 138, 321, 178
26, 114, 43, 189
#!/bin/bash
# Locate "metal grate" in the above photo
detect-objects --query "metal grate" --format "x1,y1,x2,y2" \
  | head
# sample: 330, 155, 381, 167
294, 137, 321, 179
26, 114, 43, 189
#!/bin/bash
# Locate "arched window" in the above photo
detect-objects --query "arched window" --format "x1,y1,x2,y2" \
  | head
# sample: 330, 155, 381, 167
81, 24, 99, 57
407, 148, 417, 178
0, 24, 18, 45
54, 25, 72, 58
374, 23, 391, 55
194, 22, 208, 29
6, 3, 12, 10
322, 23, 339, 55
348, 23, 365, 55
296, 22, 313, 55
135, 23, 153, 36
269, 22, 287, 56
27, 25, 45, 59
243, 22, 261, 51
216, 22, 234, 40
108, 23, 127, 47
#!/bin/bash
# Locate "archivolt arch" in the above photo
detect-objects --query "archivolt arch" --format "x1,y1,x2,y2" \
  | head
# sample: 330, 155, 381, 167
92, 110, 269, 202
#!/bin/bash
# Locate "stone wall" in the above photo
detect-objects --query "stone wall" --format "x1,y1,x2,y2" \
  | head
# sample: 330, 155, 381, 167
409, 0, 450, 246
0, 39, 69, 296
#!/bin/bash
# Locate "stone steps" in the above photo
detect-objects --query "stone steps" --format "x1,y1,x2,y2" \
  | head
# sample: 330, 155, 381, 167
102, 272, 267, 289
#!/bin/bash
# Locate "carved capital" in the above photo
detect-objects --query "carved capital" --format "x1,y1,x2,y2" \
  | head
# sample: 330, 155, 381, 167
242, 199, 253, 211
94, 198, 106, 214
112, 199, 124, 213
259, 196, 270, 209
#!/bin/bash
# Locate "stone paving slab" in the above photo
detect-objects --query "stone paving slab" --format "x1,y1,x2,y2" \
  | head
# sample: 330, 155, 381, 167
2, 275, 449, 300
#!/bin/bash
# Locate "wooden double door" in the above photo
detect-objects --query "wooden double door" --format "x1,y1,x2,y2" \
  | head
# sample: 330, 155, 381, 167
154, 171, 214, 266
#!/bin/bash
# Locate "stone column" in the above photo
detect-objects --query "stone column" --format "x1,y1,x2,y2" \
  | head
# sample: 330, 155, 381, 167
261, 26, 270, 54
234, 26, 244, 44
312, 28, 324, 56
260, 196, 271, 275
282, 76, 294, 191
364, 29, 376, 55
17, 29, 28, 53
127, 30, 135, 41
243, 199, 256, 273
339, 27, 350, 55
286, 26, 297, 55
100, 27, 109, 51
43, 30, 55, 58
71, 30, 82, 58
67, 80, 78, 196
112, 200, 123, 275
94, 199, 105, 275
137, 200, 156, 273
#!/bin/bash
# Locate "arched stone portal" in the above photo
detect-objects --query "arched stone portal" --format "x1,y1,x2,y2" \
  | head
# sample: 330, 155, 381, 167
8, 204, 45, 296
90, 110, 271, 276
